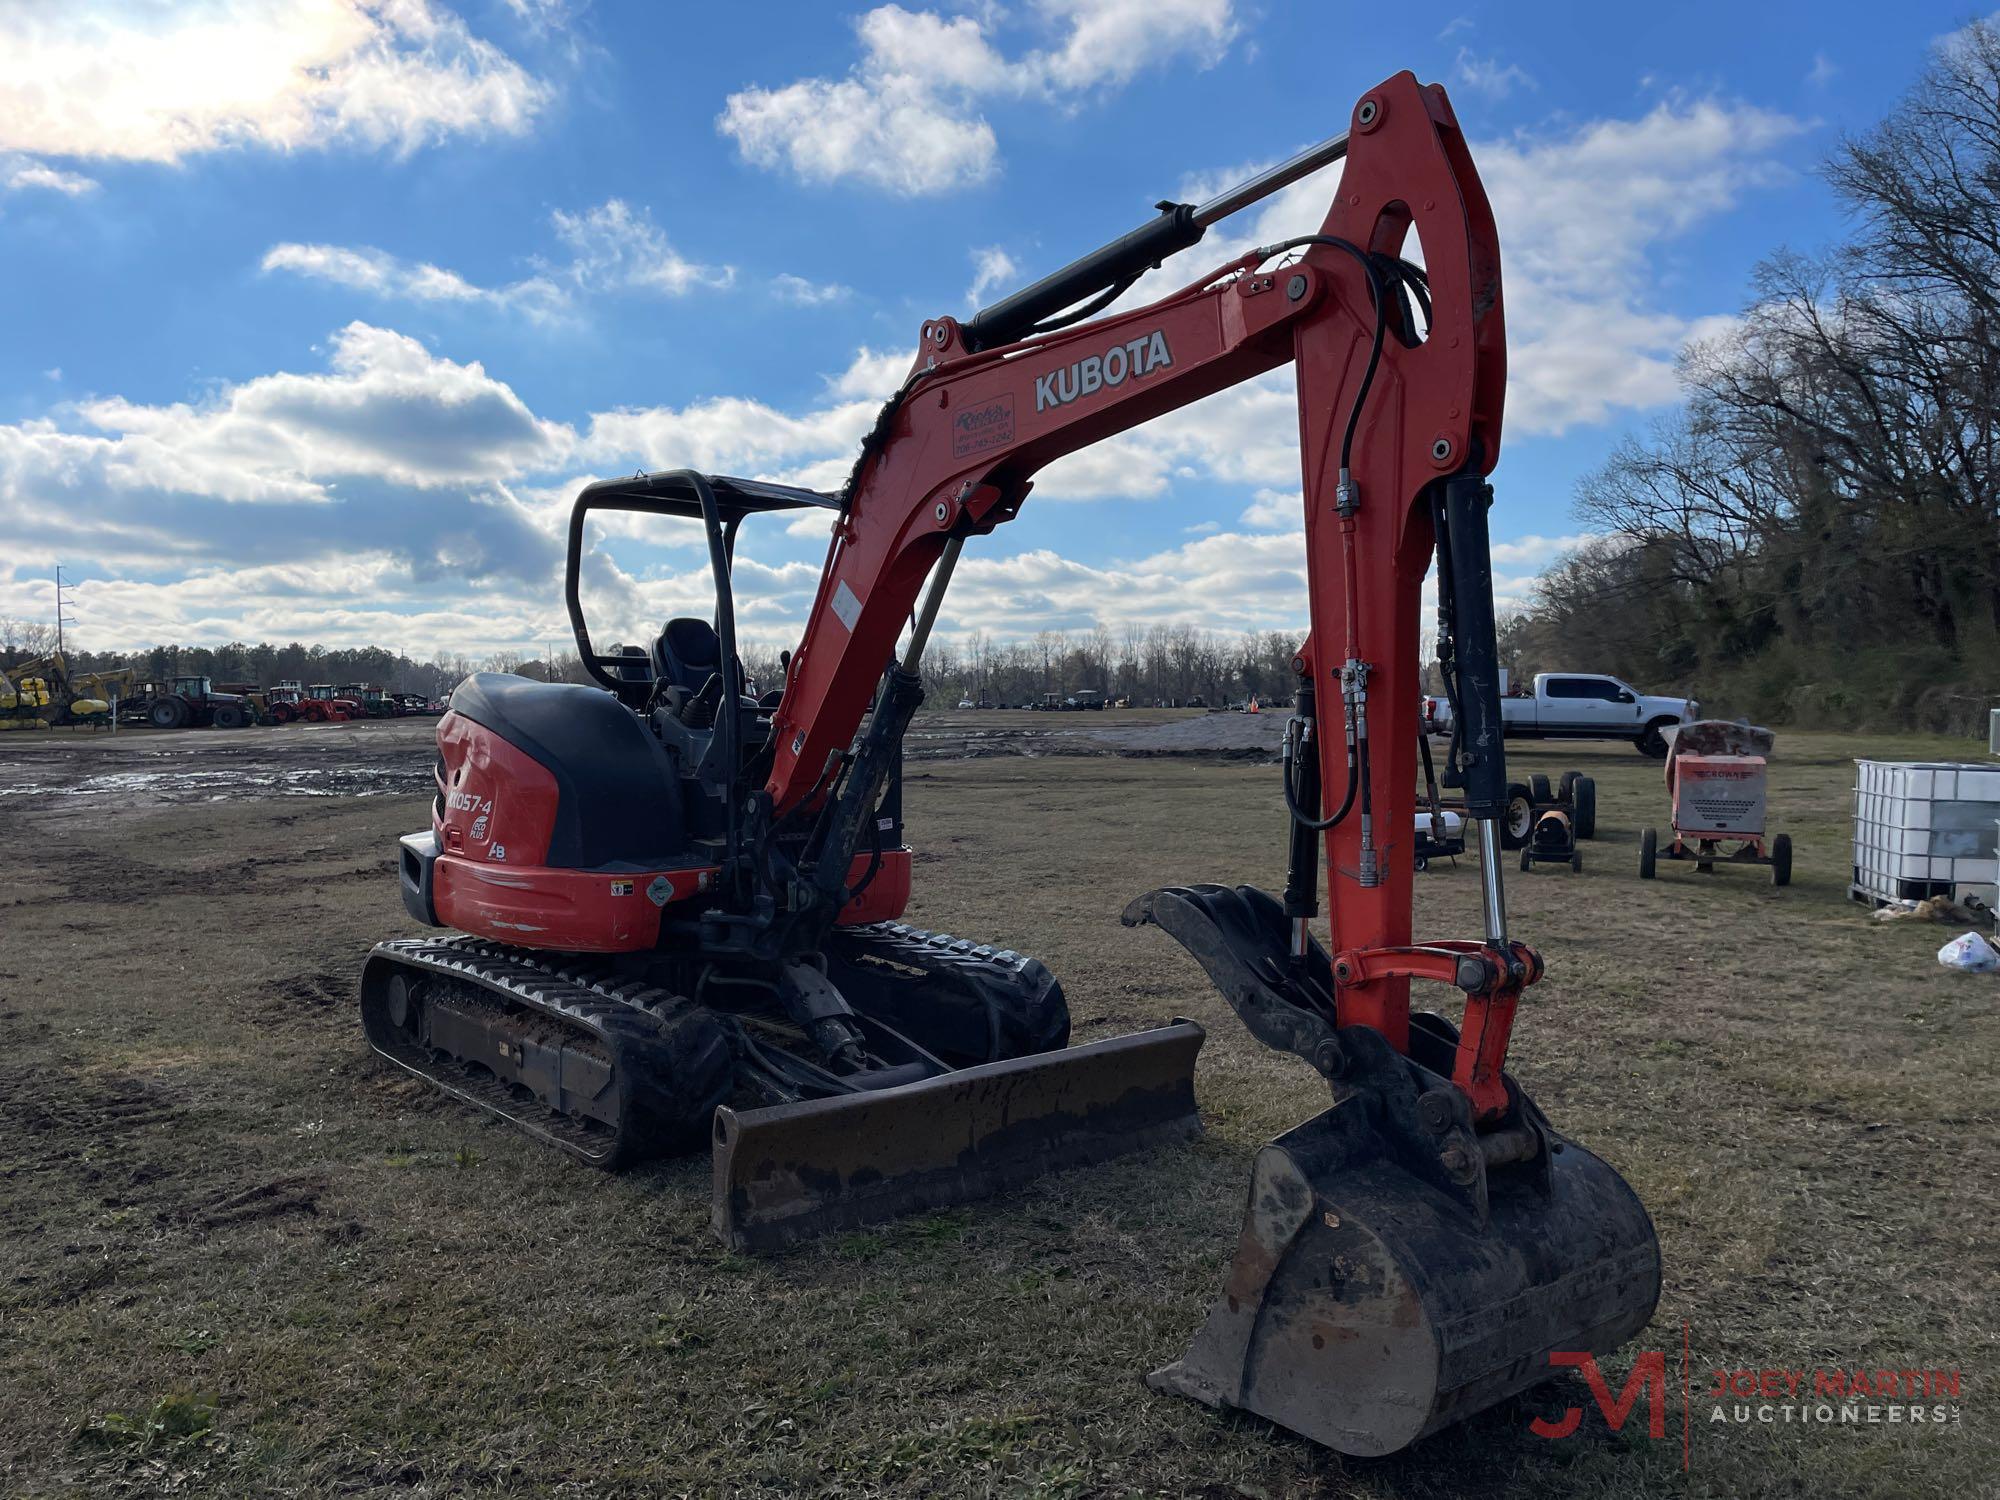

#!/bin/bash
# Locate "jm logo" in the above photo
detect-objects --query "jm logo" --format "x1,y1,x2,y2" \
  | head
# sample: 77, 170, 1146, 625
1530, 1351, 1670, 1441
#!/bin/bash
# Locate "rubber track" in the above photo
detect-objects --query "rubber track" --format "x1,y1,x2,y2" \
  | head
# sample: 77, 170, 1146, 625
361, 935, 724, 1167
364, 921, 1063, 1168
834, 920, 1057, 997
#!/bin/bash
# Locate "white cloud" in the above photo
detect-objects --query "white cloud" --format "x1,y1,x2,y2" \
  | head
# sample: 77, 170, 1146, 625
718, 8, 1002, 195
1452, 47, 1535, 99
925, 522, 1591, 643
581, 392, 879, 488
1033, 0, 1236, 91
1094, 95, 1805, 445
549, 199, 734, 294
1478, 97, 1805, 433
0, 0, 548, 166
718, 1, 1237, 194
262, 199, 732, 322
967, 245, 1019, 307
1807, 52, 1840, 88
262, 241, 568, 321
1, 322, 571, 530
0, 312, 1602, 656
826, 346, 911, 402
1, 154, 98, 195
773, 273, 851, 305
1238, 488, 1296, 529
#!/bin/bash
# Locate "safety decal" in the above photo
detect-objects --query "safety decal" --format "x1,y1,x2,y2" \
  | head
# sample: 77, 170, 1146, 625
830, 579, 862, 632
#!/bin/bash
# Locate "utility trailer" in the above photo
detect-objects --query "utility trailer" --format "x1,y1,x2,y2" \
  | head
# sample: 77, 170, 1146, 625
1640, 720, 1791, 885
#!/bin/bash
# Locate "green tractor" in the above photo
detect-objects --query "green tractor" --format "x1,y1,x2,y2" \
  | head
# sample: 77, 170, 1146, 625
339, 683, 403, 719
130, 676, 257, 729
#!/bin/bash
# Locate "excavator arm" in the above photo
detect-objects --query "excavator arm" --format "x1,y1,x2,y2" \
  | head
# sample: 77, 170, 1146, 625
772, 72, 1501, 815
771, 71, 1527, 1114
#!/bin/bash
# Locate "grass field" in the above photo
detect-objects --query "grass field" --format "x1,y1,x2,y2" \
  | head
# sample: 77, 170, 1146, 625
2, 719, 1994, 1497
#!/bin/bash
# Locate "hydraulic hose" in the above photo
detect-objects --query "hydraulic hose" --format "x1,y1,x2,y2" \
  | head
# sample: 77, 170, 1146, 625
1284, 701, 1360, 831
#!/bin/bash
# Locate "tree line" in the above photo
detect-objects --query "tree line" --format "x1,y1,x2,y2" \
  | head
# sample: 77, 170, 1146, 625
912, 626, 1304, 707
1500, 24, 2000, 734
0, 619, 1314, 712
0, 623, 589, 699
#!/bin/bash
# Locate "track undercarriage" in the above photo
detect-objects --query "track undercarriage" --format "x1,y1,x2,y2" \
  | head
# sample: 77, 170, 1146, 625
360, 921, 1204, 1248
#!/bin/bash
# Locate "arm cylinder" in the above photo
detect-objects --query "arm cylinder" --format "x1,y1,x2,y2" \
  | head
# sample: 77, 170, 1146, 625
961, 129, 1351, 352
1438, 474, 1507, 821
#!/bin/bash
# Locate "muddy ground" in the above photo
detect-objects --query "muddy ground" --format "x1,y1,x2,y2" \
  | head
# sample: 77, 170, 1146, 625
1, 712, 1994, 1497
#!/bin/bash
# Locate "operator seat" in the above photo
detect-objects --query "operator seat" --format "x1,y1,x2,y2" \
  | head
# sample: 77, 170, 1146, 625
652, 617, 721, 697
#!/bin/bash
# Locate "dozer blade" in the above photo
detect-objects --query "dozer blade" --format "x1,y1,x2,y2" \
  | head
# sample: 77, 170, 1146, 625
712, 1021, 1204, 1252
1150, 1079, 1660, 1457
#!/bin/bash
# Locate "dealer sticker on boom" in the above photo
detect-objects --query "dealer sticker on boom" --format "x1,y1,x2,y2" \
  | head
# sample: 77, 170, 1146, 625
952, 393, 1014, 457
609, 879, 634, 897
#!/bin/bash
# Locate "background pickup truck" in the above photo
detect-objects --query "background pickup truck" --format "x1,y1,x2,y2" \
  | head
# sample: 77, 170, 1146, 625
1424, 672, 1697, 758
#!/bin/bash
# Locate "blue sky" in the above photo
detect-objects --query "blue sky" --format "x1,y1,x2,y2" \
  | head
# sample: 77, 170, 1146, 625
0, 0, 1963, 657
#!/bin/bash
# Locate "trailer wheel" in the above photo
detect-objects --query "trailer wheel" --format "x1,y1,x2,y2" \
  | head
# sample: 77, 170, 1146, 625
1572, 776, 1597, 840
212, 703, 246, 729
1529, 773, 1553, 804
1639, 827, 1658, 880
1771, 834, 1793, 888
1559, 770, 1580, 800
1502, 783, 1534, 850
1413, 855, 1429, 874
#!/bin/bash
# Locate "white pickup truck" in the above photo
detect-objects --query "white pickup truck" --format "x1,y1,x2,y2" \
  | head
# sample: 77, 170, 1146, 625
1424, 672, 1697, 758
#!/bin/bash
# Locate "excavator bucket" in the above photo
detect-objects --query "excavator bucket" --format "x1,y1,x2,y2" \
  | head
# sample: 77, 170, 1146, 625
1128, 885, 1661, 1456
713, 1020, 1205, 1252
1150, 1099, 1660, 1454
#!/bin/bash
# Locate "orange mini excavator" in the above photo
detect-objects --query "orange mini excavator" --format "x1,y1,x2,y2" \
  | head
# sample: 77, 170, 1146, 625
361, 71, 1659, 1456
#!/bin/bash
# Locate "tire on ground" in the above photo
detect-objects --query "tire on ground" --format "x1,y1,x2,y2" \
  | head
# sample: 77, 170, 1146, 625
1639, 826, 1658, 879
1572, 776, 1597, 840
